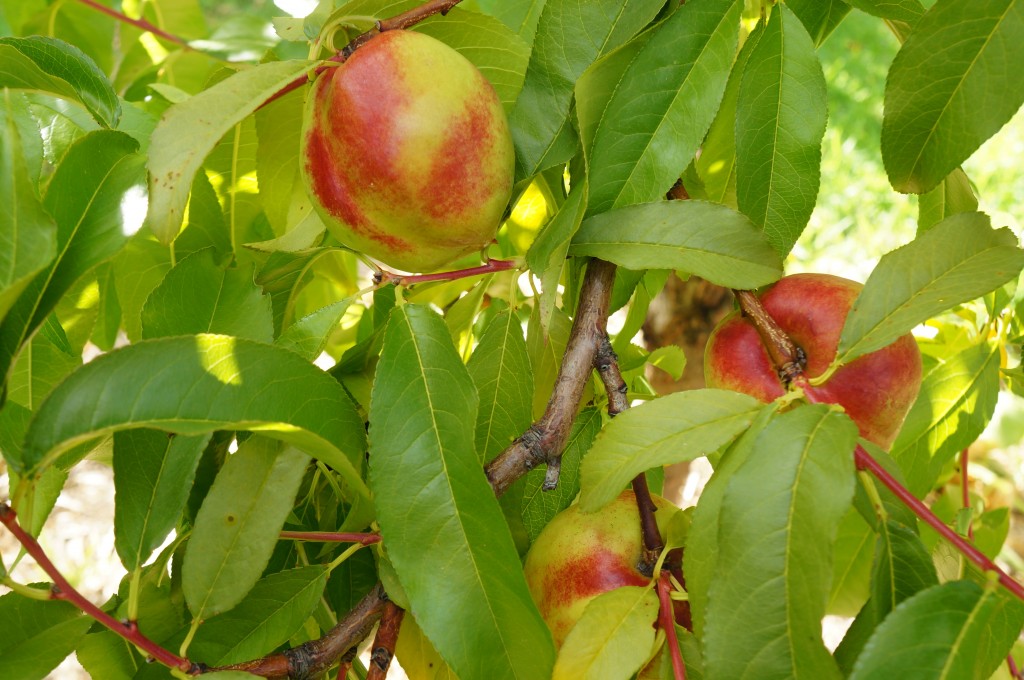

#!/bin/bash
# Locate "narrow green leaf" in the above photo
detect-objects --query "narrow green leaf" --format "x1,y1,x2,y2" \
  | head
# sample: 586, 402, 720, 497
521, 408, 602, 542
20, 334, 370, 518
0, 592, 92, 680
846, 0, 924, 23
526, 182, 587, 331
579, 390, 763, 512
850, 581, 1024, 679
183, 438, 309, 620
569, 200, 783, 289
509, 0, 665, 178
836, 213, 1024, 364
891, 341, 1000, 496
275, 297, 352, 362
76, 631, 138, 680
882, 0, 1024, 193
113, 429, 211, 571
146, 60, 314, 243
871, 519, 938, 619
0, 36, 119, 127
0, 93, 56, 324
828, 509, 876, 618
0, 130, 142, 391
7, 333, 80, 410
0, 399, 31, 469
736, 5, 828, 256
253, 87, 305, 237
585, 0, 740, 214
703, 405, 858, 680
684, 402, 780, 638
369, 304, 555, 680
472, 0, 547, 44
917, 167, 978, 233
189, 566, 328, 665
141, 249, 274, 342
113, 233, 172, 342
552, 586, 659, 680
467, 309, 534, 462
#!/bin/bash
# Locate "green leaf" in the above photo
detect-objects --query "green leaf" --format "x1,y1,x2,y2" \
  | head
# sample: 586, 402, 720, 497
183, 438, 309, 620
584, 0, 741, 214
684, 402, 780, 637
189, 565, 328, 665
0, 592, 92, 680
0, 399, 31, 469
786, 0, 852, 46
113, 429, 211, 571
253, 87, 305, 237
569, 200, 783, 289
112, 233, 172, 342
0, 130, 142, 391
0, 93, 56, 324
735, 6, 828, 257
275, 297, 352, 362
521, 407, 602, 542
146, 60, 314, 243
20, 335, 370, 517
552, 586, 659, 680
141, 249, 274, 342
509, 0, 665, 178
918, 167, 978, 233
846, 0, 924, 23
369, 304, 555, 680
871, 519, 938, 619
0, 36, 119, 127
472, 0, 547, 44
891, 341, 1000, 496
703, 405, 858, 680
7, 333, 80, 410
526, 181, 587, 331
467, 309, 534, 463
850, 580, 1024, 679
882, 0, 1024, 193
579, 389, 763, 512
836, 213, 1024, 365
76, 631, 138, 680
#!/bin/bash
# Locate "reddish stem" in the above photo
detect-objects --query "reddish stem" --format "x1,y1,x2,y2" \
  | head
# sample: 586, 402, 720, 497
657, 572, 686, 680
365, 602, 405, 680
0, 504, 195, 673
280, 531, 381, 545
341, 0, 464, 56
960, 448, 974, 541
74, 0, 192, 48
630, 474, 664, 576
380, 258, 517, 287
850, 442, 1024, 603
1008, 654, 1022, 680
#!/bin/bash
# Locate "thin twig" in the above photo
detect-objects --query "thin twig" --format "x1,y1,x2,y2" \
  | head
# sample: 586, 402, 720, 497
366, 602, 405, 680
733, 289, 805, 385
341, 0, 464, 57
75, 0, 193, 49
485, 259, 618, 495
0, 504, 196, 673
960, 448, 974, 541
280, 531, 381, 545
379, 258, 518, 287
657, 572, 687, 680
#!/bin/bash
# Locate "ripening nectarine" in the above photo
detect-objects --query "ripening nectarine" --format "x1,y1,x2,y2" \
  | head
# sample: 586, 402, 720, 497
705, 273, 922, 449
300, 30, 514, 272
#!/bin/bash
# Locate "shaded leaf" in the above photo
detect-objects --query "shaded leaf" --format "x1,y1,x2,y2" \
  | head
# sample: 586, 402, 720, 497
275, 297, 352, 361
882, 0, 1024, 193
786, 0, 852, 46
113, 429, 211, 571
369, 304, 554, 680
0, 592, 92, 680
703, 405, 858, 680
736, 6, 828, 257
20, 335, 370, 520
917, 167, 978, 233
836, 213, 1024, 365
579, 389, 763, 512
183, 438, 309, 620
570, 200, 783, 291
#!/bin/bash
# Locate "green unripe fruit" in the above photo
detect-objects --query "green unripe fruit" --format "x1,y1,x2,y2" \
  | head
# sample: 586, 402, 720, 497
300, 30, 515, 272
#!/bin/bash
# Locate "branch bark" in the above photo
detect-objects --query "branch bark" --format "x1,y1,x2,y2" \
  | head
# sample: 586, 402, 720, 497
485, 258, 618, 495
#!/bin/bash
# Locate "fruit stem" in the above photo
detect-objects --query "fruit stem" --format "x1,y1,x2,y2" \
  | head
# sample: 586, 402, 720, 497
377, 258, 519, 287
733, 289, 806, 385
657, 572, 687, 680
0, 503, 197, 674
365, 601, 405, 680
280, 530, 381, 545
631, 474, 665, 575
341, 0, 465, 56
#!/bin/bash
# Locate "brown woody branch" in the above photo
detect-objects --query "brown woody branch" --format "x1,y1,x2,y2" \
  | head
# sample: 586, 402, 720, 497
365, 602, 405, 680
485, 258, 618, 495
342, 0, 464, 56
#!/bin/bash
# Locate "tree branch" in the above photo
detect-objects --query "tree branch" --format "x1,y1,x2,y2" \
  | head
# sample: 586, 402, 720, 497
485, 259, 618, 495
365, 602, 405, 680
0, 504, 197, 674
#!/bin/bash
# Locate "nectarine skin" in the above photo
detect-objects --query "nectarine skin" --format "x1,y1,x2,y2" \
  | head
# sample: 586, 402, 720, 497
705, 273, 922, 449
301, 30, 514, 272
523, 490, 671, 647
